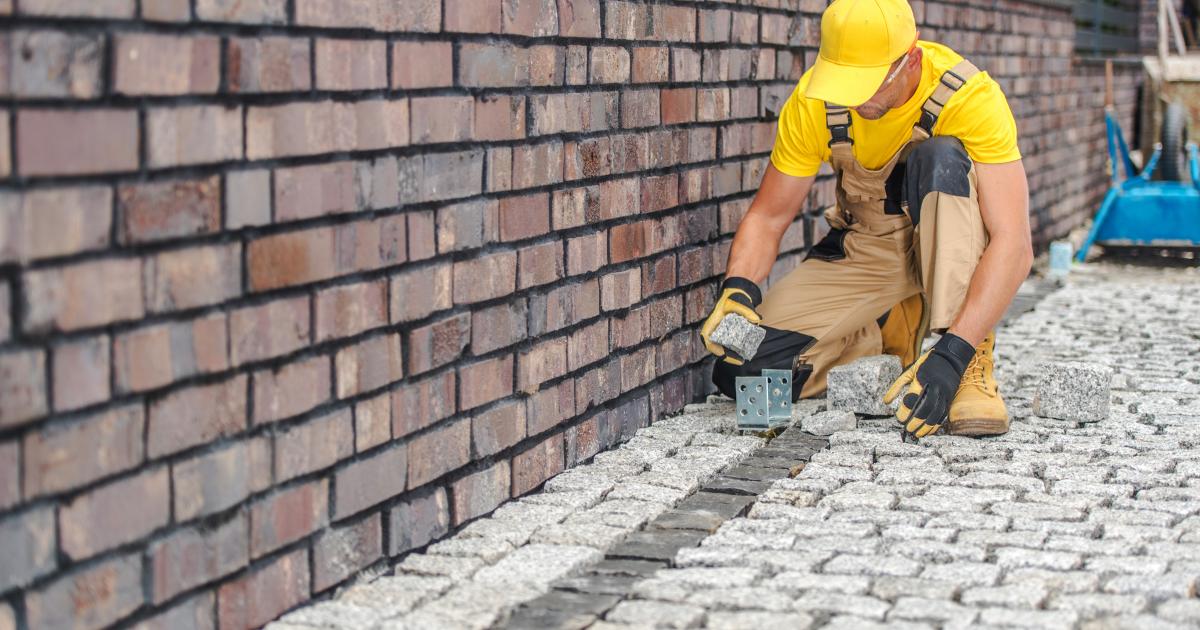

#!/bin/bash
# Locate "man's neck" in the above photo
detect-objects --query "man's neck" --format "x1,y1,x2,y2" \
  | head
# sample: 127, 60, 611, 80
899, 64, 922, 105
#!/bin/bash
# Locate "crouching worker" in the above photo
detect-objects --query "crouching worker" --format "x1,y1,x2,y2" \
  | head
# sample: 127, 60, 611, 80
702, 0, 1033, 438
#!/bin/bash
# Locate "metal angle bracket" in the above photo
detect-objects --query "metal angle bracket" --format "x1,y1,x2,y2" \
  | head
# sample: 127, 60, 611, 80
735, 369, 792, 431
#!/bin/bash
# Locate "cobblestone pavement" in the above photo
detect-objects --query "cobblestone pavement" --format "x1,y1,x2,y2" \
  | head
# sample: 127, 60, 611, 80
270, 263, 1200, 630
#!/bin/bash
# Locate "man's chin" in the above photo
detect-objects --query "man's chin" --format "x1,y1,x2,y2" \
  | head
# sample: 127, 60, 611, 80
854, 107, 887, 120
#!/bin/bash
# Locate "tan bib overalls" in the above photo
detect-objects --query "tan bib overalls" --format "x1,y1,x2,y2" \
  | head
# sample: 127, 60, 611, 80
752, 60, 990, 399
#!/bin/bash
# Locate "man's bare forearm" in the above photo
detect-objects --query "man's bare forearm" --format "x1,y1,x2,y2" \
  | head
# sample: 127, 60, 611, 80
944, 235, 1033, 347
725, 165, 816, 284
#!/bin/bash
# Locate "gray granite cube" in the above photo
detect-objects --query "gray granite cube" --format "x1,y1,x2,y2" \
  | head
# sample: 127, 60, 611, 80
1032, 361, 1113, 422
827, 355, 903, 416
801, 410, 857, 436
710, 313, 765, 361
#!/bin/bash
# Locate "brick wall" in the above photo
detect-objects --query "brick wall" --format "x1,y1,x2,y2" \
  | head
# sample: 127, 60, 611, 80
0, 0, 1135, 628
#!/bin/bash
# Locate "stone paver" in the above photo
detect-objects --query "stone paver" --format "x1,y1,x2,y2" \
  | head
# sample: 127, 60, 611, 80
272, 265, 1200, 630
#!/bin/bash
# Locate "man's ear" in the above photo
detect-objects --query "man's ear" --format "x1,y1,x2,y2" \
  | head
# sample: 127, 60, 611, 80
907, 47, 924, 72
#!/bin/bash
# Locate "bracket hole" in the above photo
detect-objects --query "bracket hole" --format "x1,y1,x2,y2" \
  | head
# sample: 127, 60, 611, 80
740, 409, 747, 416
782, 377, 789, 384
739, 384, 747, 392
757, 409, 764, 416
756, 385, 763, 392
749, 397, 756, 404
782, 401, 789, 407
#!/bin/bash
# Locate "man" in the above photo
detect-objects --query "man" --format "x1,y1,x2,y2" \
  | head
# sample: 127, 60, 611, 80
701, 0, 1034, 438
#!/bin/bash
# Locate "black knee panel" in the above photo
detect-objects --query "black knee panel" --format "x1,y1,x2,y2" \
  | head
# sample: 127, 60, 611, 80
711, 327, 816, 402
904, 136, 972, 226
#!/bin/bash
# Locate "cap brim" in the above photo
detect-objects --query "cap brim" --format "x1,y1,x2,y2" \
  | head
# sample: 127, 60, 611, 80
803, 56, 892, 107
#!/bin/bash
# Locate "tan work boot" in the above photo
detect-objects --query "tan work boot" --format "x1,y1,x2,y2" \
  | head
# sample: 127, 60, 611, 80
948, 331, 1009, 436
880, 294, 926, 367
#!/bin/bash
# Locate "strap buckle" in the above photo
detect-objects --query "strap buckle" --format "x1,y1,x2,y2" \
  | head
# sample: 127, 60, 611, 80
940, 69, 967, 91
917, 110, 937, 134
828, 126, 854, 147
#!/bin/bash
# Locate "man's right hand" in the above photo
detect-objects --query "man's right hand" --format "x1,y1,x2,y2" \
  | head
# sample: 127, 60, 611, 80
701, 277, 763, 365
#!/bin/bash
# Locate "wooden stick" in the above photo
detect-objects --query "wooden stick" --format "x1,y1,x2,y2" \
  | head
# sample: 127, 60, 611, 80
1166, 0, 1188, 56
1106, 59, 1114, 109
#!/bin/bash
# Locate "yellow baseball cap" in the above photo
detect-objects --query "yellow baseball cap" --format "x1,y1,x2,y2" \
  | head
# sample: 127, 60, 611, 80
804, 0, 917, 107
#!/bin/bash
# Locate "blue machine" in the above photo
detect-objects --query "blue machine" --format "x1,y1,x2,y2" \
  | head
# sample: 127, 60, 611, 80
1075, 110, 1200, 261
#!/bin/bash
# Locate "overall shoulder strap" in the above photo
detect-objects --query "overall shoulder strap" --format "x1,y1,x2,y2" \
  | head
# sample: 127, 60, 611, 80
825, 103, 853, 146
916, 59, 980, 135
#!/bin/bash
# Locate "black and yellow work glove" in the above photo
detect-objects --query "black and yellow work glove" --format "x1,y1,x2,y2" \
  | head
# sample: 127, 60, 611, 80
884, 333, 976, 438
700, 277, 763, 365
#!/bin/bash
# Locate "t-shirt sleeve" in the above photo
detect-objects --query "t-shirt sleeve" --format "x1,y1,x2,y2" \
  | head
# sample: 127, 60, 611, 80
770, 85, 825, 177
936, 73, 1022, 164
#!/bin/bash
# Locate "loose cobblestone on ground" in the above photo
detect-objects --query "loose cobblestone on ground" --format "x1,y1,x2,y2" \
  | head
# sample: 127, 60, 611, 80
270, 263, 1200, 630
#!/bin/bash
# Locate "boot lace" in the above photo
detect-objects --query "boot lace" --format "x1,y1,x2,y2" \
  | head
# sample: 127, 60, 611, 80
963, 349, 989, 391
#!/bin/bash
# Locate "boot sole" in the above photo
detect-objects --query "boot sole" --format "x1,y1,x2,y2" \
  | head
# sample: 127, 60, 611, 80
949, 418, 1009, 437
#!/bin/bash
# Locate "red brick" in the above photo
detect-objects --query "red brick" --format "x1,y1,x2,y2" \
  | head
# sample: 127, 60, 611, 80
249, 480, 328, 558
661, 88, 697, 125
649, 295, 683, 339
148, 375, 247, 459
681, 168, 712, 204
0, 440, 16, 510
409, 314, 471, 376
253, 356, 331, 425
274, 162, 359, 222
460, 355, 514, 411
512, 142, 564, 189
517, 337, 568, 392
0, 113, 8, 177
138, 594, 216, 630
575, 360, 621, 414
0, 284, 7, 344
601, 268, 642, 311
112, 315, 227, 393
686, 283, 718, 324
609, 220, 650, 265
657, 329, 692, 375
390, 488, 450, 554
2, 30, 103, 99
700, 9, 731, 42
226, 170, 271, 229
51, 335, 108, 413
295, 0, 440, 30
620, 347, 657, 392
518, 240, 564, 290
622, 89, 660, 128
529, 93, 617, 136
565, 413, 601, 466
612, 306, 648, 349
218, 549, 309, 630
173, 438, 270, 522
24, 553, 141, 630
0, 350, 47, 428
476, 95, 527, 141
411, 96, 474, 144
698, 88, 730, 122
529, 45, 566, 86
17, 109, 138, 177
490, 150, 511, 194
502, 0, 557, 34
640, 174, 679, 214
454, 251, 517, 304
452, 460, 510, 526
730, 11, 759, 43
500, 193, 550, 242
0, 187, 111, 263
407, 210, 436, 261
589, 46, 630, 84
472, 400, 526, 458
22, 258, 143, 332
150, 519, 247, 604
394, 372, 456, 438
229, 296, 310, 366
22, 404, 141, 499
275, 409, 353, 482
19, 0, 133, 16
553, 186, 601, 228
407, 418, 470, 489
142, 0, 190, 21
147, 105, 242, 168
446, 0, 501, 32
677, 245, 715, 285
568, 320, 609, 372
512, 433, 564, 496
459, 43, 532, 88
314, 513, 382, 592
113, 34, 219, 95
393, 41, 453, 89
316, 38, 387, 90
437, 199, 499, 254
391, 263, 452, 323
632, 47, 670, 83
334, 444, 407, 519
144, 243, 241, 315
246, 101, 355, 160
197, 0, 285, 22
527, 380, 574, 436
559, 0, 600, 36
642, 255, 676, 298
228, 36, 311, 92
314, 280, 387, 343
61, 467, 169, 560
599, 177, 641, 220
118, 177, 220, 245
566, 231, 607, 276
662, 5, 695, 41
648, 129, 688, 168
731, 86, 758, 119
529, 279, 599, 336
355, 393, 391, 452
336, 334, 403, 398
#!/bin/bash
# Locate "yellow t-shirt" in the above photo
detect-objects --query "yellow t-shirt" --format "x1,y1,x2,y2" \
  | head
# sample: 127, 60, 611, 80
771, 41, 1021, 177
